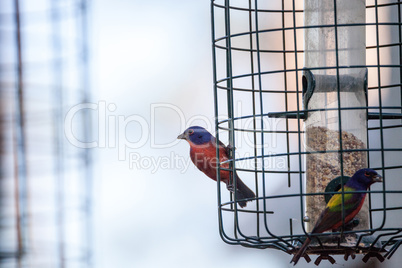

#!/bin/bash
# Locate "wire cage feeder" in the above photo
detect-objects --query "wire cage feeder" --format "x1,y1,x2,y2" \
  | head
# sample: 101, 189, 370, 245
211, 0, 402, 264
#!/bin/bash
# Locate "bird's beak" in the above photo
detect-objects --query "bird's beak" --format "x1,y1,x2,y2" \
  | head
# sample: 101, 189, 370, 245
373, 174, 383, 182
177, 132, 186, 140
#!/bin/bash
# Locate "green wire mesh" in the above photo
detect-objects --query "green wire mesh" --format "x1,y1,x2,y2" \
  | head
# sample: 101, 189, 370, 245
211, 0, 402, 263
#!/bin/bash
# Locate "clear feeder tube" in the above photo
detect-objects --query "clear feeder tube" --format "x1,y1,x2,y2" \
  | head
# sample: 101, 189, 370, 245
303, 0, 368, 233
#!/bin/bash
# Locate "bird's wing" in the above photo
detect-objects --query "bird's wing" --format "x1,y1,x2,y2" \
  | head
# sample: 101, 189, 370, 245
311, 206, 341, 233
312, 187, 363, 233
212, 137, 232, 158
326, 186, 361, 212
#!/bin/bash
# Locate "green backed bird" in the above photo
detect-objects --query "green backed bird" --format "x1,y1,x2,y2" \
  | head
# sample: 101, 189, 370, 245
291, 168, 382, 265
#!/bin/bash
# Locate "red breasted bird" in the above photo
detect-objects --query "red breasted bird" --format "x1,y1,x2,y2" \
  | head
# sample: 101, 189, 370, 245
177, 126, 255, 208
291, 168, 382, 265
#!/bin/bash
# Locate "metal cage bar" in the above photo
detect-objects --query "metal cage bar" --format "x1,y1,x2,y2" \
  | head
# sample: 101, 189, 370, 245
211, 0, 402, 261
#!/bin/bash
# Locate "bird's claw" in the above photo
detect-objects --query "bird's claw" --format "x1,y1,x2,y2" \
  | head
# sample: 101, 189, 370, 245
226, 184, 235, 193
226, 144, 236, 150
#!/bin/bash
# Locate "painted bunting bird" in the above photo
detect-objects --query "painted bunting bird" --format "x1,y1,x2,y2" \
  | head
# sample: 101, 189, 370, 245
290, 168, 382, 265
177, 126, 255, 208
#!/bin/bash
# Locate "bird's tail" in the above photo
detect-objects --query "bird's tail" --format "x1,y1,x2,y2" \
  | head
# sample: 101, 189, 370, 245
233, 174, 256, 208
290, 237, 311, 265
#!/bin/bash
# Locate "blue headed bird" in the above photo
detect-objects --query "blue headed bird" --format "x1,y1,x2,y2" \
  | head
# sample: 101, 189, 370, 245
291, 168, 383, 265
177, 126, 255, 208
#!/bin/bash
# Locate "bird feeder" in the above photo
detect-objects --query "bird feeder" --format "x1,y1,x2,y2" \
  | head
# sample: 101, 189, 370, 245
303, 0, 369, 234
211, 0, 402, 264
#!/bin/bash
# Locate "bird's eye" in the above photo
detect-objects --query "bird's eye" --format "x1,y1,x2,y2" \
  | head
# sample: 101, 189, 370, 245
188, 129, 194, 135
364, 171, 370, 177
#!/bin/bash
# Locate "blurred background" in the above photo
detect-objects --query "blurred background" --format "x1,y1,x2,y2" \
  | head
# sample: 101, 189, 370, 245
0, 0, 401, 268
